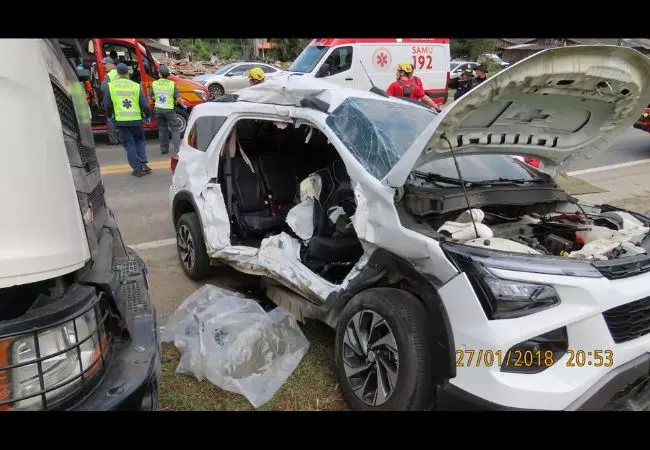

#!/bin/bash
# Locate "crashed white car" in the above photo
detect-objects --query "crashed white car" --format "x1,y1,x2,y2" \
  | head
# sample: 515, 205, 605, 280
169, 45, 650, 411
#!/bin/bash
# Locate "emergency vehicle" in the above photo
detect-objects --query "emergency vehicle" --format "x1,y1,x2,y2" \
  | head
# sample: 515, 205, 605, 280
78, 38, 209, 137
288, 38, 450, 105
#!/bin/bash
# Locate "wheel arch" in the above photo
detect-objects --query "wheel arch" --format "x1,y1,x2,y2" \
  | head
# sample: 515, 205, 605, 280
172, 191, 204, 232
323, 248, 456, 381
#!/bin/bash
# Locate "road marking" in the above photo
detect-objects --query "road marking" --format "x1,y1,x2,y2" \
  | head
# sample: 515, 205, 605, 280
129, 238, 176, 251
566, 158, 650, 177
101, 160, 170, 175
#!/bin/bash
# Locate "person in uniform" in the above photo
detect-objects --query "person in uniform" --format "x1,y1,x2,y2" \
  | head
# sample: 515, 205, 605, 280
100, 56, 120, 145
386, 62, 442, 111
103, 63, 152, 177
473, 64, 489, 86
150, 65, 182, 155
448, 66, 475, 101
248, 67, 266, 86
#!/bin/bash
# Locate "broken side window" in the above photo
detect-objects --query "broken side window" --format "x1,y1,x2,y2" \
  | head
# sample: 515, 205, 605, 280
325, 97, 434, 180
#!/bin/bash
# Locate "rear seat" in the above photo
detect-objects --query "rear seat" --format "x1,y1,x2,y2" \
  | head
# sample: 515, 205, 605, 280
257, 152, 298, 218
230, 157, 283, 236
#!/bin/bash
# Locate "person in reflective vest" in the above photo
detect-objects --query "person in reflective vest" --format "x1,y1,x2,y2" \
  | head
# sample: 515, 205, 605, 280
100, 56, 120, 145
248, 67, 265, 86
103, 63, 152, 177
149, 65, 182, 155
386, 62, 442, 111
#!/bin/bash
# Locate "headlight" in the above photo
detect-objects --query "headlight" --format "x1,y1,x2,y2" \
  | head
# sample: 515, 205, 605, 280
443, 242, 568, 319
0, 300, 108, 411
193, 89, 207, 102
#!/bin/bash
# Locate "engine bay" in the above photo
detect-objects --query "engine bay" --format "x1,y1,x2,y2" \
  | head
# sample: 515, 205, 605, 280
434, 206, 650, 261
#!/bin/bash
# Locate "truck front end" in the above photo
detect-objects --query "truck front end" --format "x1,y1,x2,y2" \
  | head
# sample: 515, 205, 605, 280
0, 39, 159, 411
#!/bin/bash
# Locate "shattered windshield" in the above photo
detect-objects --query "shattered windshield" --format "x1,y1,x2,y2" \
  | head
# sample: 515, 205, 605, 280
325, 97, 435, 180
288, 45, 329, 73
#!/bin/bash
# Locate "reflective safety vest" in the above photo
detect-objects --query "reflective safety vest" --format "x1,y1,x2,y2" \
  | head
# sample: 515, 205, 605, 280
151, 78, 175, 110
108, 77, 142, 122
107, 68, 118, 82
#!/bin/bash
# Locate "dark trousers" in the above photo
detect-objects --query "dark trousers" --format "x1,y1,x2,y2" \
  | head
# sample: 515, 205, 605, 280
154, 108, 181, 155
117, 125, 148, 172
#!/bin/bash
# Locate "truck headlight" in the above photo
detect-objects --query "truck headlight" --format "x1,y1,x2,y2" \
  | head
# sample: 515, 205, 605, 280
0, 299, 108, 411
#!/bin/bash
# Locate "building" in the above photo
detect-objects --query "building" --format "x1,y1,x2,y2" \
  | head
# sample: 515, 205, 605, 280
501, 38, 650, 64
145, 39, 182, 60
254, 39, 275, 59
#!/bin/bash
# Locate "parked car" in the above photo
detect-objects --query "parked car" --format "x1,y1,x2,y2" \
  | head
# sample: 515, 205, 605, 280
450, 60, 478, 80
193, 62, 284, 99
477, 53, 510, 68
0, 39, 159, 411
170, 45, 650, 411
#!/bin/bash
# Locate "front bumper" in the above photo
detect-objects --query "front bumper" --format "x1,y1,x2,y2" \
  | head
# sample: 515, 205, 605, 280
74, 227, 160, 411
438, 268, 650, 410
437, 353, 650, 411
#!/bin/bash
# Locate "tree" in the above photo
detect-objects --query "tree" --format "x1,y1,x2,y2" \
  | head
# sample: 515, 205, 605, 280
451, 39, 498, 60
177, 39, 213, 61
269, 38, 309, 61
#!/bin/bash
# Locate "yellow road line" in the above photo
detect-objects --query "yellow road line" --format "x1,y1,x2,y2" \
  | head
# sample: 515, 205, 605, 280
100, 160, 170, 175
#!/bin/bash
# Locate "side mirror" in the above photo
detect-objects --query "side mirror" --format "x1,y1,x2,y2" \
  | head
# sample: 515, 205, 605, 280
316, 63, 330, 78
224, 72, 234, 77
76, 68, 91, 81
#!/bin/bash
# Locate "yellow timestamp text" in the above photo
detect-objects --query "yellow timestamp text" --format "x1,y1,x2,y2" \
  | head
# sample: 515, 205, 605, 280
455, 349, 614, 368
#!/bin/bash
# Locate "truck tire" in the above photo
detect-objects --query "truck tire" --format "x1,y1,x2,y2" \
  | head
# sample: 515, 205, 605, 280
176, 212, 211, 281
335, 288, 436, 411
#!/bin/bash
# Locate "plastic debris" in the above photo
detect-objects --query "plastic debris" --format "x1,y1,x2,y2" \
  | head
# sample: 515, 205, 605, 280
161, 284, 310, 408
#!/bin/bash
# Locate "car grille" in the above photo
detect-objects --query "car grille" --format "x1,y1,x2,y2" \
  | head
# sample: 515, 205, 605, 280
50, 76, 79, 137
593, 255, 650, 280
603, 296, 650, 343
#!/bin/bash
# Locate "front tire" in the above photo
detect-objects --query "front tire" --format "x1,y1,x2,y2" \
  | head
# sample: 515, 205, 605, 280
335, 288, 436, 411
176, 212, 211, 281
208, 83, 225, 99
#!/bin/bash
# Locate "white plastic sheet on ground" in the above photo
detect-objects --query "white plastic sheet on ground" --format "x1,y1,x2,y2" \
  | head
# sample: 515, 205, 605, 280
160, 285, 310, 408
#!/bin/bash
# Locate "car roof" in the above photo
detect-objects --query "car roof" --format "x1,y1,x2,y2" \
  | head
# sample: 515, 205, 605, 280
193, 74, 428, 116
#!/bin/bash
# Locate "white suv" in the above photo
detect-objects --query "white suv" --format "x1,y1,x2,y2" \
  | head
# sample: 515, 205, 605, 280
169, 45, 650, 411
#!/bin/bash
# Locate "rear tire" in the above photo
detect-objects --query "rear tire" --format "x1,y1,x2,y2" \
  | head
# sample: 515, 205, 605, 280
176, 212, 211, 281
335, 288, 436, 411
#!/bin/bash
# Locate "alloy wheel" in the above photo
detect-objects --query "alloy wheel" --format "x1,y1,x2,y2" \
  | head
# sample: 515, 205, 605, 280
342, 310, 399, 407
177, 224, 195, 272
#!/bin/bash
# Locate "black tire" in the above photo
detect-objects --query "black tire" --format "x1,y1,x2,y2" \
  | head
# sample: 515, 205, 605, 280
208, 83, 225, 99
174, 108, 189, 137
335, 288, 436, 411
176, 212, 211, 281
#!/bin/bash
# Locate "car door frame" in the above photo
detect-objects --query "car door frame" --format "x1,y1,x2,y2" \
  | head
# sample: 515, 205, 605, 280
222, 63, 255, 92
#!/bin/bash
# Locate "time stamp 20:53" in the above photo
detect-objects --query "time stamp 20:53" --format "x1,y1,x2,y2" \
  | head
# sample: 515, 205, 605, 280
456, 349, 615, 368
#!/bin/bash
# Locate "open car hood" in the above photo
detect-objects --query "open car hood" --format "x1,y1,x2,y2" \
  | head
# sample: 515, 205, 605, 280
383, 45, 650, 187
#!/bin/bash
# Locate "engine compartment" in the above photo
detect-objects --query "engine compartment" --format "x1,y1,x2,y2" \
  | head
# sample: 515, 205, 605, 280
434, 206, 650, 261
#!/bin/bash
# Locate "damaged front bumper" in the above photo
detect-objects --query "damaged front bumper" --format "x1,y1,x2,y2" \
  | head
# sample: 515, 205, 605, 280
436, 353, 650, 411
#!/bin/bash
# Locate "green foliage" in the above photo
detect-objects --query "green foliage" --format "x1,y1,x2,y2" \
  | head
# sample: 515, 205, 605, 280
451, 39, 498, 60
269, 38, 310, 61
177, 39, 214, 61
216, 41, 240, 60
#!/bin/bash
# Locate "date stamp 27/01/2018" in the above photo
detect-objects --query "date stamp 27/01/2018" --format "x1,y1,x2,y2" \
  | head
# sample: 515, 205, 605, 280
455, 349, 614, 368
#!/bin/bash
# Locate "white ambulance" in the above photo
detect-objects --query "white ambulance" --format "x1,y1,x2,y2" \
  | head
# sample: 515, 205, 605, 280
287, 38, 451, 105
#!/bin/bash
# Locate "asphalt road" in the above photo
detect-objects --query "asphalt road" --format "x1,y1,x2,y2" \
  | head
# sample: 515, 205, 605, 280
96, 127, 650, 322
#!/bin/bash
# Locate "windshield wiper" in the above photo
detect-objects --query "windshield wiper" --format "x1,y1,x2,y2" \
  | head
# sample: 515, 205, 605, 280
412, 171, 467, 187
470, 177, 549, 186
412, 172, 549, 188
